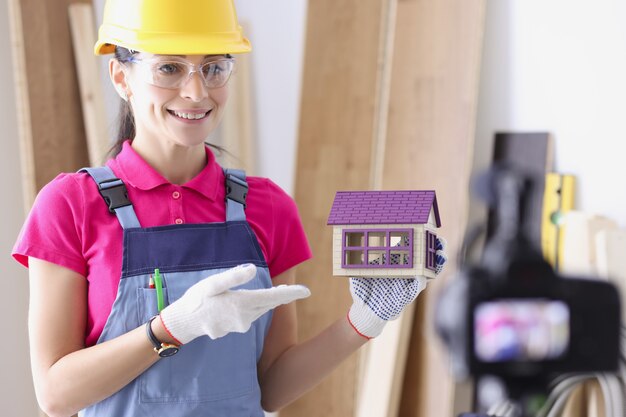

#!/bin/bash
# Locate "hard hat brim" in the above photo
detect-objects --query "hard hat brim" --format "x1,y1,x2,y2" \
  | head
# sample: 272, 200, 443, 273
94, 30, 252, 56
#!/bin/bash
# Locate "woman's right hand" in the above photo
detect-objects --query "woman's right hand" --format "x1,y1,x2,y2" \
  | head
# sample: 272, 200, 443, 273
159, 264, 310, 344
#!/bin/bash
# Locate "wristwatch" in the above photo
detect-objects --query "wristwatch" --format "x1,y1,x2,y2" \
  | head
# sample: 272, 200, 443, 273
146, 316, 180, 357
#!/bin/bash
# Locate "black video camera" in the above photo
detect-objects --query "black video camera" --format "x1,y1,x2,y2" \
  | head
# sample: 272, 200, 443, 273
435, 166, 621, 395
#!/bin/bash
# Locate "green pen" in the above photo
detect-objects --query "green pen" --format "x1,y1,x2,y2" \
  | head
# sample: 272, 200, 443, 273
153, 268, 165, 312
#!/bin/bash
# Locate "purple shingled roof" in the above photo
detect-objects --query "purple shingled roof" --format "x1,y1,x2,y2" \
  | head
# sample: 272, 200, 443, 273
327, 190, 441, 226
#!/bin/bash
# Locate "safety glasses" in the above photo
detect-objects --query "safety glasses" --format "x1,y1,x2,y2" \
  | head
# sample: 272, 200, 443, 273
126, 56, 235, 89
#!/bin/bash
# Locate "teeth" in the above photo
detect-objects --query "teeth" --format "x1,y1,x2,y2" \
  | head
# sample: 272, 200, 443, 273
172, 111, 208, 120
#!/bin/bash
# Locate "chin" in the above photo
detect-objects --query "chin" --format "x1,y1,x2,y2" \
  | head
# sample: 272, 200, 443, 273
173, 137, 211, 148
172, 127, 215, 145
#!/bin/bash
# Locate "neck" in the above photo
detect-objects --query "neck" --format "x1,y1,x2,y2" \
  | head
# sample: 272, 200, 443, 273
130, 137, 207, 184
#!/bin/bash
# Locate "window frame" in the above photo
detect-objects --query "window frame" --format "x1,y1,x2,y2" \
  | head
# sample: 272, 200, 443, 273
425, 230, 437, 271
341, 228, 414, 269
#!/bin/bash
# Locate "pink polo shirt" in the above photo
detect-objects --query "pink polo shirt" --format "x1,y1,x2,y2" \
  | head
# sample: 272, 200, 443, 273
13, 141, 312, 346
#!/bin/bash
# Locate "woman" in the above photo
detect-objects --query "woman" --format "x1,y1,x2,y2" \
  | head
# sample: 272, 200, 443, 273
12, 1, 444, 416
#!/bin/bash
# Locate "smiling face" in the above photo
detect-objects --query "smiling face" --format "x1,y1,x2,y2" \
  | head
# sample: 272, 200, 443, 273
110, 53, 230, 150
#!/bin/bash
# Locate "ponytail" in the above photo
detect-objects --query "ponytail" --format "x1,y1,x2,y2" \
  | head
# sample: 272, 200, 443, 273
107, 46, 138, 158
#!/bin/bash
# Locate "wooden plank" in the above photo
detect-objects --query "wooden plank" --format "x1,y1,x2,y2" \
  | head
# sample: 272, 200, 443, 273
7, 0, 36, 211
8, 1, 90, 416
584, 380, 606, 417
560, 211, 617, 276
561, 382, 585, 417
286, 0, 486, 415
392, 1, 487, 416
354, 0, 417, 414
351, 7, 405, 417
219, 48, 256, 174
69, 3, 110, 166
8, 0, 90, 212
281, 1, 392, 416
560, 380, 605, 417
356, 303, 416, 417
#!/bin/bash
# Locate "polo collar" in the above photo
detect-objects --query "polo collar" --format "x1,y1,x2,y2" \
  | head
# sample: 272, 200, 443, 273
108, 140, 222, 201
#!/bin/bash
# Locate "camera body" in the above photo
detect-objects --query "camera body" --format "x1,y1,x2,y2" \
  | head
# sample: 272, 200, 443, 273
467, 252, 619, 380
436, 167, 621, 387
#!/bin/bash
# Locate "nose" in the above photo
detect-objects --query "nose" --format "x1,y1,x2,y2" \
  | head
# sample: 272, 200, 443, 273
179, 71, 208, 102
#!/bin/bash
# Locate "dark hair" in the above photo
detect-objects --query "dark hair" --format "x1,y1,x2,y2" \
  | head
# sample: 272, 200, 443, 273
107, 46, 227, 159
105, 47, 138, 157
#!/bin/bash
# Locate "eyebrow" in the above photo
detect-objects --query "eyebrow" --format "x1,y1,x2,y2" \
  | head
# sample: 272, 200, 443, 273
157, 54, 223, 59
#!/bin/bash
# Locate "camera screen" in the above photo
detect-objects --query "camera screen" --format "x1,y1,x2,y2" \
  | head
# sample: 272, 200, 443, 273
474, 299, 570, 362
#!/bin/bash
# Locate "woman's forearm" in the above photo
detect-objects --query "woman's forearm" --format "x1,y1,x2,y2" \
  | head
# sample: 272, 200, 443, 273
259, 316, 367, 412
34, 319, 175, 417
28, 258, 182, 417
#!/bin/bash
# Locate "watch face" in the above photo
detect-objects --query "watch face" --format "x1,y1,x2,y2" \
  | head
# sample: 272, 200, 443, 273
159, 346, 179, 357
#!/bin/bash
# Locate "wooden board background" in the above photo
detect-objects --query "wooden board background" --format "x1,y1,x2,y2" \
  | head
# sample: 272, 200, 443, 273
9, 1, 92, 415
218, 50, 257, 174
285, 0, 486, 416
393, 1, 486, 416
9, 0, 91, 211
280, 1, 393, 416
68, 3, 110, 167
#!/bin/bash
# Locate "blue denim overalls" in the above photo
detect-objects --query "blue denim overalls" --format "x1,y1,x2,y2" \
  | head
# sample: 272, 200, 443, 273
81, 166, 272, 417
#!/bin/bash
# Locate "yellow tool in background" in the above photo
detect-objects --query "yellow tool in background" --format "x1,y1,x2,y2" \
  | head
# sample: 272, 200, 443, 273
541, 173, 575, 271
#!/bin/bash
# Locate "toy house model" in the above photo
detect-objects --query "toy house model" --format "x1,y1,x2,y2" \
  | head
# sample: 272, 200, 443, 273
327, 190, 442, 279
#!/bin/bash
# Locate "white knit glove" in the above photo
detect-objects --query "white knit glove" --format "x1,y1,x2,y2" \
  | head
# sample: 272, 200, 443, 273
348, 237, 447, 339
160, 264, 310, 344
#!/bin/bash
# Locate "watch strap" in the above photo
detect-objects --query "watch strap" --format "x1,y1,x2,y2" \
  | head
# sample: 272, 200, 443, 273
146, 315, 179, 357
146, 316, 163, 350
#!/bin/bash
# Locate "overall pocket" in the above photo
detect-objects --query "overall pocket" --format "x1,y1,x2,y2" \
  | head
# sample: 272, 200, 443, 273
137, 271, 258, 403
136, 287, 166, 325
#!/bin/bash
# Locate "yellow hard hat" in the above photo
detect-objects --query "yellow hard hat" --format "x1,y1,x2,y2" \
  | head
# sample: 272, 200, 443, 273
94, 0, 251, 55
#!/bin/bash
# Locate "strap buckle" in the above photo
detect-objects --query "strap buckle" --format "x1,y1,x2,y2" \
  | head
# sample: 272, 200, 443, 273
225, 173, 248, 208
98, 179, 132, 213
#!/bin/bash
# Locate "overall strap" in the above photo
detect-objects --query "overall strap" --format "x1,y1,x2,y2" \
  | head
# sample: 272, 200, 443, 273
80, 167, 141, 229
224, 168, 247, 222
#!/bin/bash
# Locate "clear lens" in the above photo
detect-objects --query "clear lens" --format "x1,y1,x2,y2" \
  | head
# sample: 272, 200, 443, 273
151, 61, 189, 88
200, 60, 234, 88
130, 57, 235, 89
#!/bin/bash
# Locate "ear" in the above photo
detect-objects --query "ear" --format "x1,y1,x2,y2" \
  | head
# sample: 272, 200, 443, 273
109, 58, 131, 101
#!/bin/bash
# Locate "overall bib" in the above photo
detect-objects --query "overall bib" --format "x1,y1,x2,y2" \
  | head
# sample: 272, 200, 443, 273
81, 167, 272, 417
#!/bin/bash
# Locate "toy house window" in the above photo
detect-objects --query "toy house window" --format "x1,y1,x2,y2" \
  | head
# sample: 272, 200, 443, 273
342, 229, 413, 268
425, 230, 437, 271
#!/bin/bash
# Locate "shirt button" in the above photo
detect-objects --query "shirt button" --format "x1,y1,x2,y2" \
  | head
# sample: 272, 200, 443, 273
172, 191, 181, 199
175, 218, 183, 224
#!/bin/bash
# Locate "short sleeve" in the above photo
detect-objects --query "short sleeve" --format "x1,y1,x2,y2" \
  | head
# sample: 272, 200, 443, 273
264, 179, 312, 278
12, 174, 87, 276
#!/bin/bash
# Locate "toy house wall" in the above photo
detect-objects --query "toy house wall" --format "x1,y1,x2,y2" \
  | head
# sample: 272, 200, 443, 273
332, 223, 438, 279
428, 208, 438, 228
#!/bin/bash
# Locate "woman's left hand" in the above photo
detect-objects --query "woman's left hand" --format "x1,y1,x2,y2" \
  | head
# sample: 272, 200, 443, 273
347, 237, 447, 339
